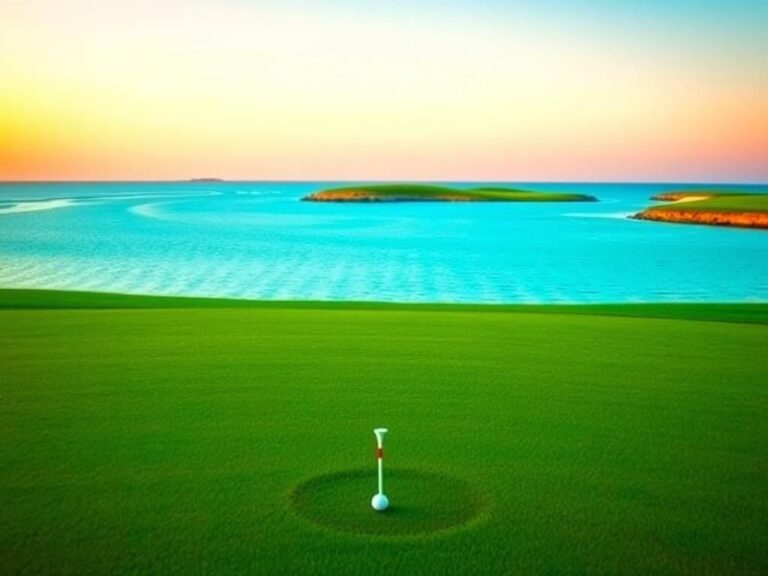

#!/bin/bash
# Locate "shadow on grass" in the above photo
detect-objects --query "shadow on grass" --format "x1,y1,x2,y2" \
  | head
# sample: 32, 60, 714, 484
290, 468, 489, 539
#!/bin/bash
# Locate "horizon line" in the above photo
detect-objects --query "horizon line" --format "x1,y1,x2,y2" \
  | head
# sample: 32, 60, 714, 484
1, 179, 767, 186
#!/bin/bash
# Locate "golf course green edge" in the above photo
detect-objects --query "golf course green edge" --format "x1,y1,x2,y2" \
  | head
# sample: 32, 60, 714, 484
1, 288, 767, 325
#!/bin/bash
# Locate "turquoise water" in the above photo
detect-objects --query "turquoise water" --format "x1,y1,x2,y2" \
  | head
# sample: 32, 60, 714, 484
1, 182, 766, 303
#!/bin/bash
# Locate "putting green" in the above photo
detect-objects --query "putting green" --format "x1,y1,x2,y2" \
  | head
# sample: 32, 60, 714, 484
1, 290, 766, 574
291, 468, 488, 538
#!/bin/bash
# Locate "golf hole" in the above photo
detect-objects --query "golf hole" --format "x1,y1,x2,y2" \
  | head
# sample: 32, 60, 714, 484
290, 468, 488, 538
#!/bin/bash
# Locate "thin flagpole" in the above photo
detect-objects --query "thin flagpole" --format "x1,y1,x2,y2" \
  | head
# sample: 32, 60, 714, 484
378, 450, 384, 494
372, 428, 389, 510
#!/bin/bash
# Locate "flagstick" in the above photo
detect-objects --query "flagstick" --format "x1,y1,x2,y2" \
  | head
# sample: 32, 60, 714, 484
371, 428, 389, 511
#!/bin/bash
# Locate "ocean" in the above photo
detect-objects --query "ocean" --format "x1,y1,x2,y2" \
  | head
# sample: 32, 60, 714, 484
1, 181, 766, 303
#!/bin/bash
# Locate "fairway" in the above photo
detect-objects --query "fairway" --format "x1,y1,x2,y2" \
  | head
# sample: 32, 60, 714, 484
1, 292, 767, 574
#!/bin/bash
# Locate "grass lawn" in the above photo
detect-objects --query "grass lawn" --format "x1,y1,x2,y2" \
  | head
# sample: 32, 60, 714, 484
304, 183, 595, 202
1, 290, 766, 574
648, 191, 768, 213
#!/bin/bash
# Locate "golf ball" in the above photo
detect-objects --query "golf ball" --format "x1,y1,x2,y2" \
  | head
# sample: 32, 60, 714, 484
371, 493, 389, 511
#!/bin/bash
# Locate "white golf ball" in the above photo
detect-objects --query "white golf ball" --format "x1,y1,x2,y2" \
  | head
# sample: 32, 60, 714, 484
371, 493, 389, 511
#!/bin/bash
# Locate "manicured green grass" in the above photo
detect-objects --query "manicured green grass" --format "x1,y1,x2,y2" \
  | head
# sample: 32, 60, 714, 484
649, 191, 768, 213
4, 289, 767, 325
664, 194, 768, 213
292, 468, 487, 538
468, 186, 596, 202
304, 183, 595, 202
1, 290, 766, 574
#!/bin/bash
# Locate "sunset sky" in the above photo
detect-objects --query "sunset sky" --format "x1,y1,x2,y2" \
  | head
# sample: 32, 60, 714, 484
1, 0, 766, 182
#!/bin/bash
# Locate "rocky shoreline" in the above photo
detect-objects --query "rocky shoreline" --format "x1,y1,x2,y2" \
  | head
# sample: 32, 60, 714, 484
632, 209, 768, 229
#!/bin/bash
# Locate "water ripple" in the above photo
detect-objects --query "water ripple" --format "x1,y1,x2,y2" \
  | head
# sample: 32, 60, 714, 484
0, 182, 766, 303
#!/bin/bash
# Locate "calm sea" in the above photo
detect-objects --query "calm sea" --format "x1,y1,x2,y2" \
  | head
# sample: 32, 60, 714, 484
1, 182, 766, 303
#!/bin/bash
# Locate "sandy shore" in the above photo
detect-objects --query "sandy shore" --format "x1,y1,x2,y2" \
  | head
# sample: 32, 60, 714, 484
670, 195, 711, 204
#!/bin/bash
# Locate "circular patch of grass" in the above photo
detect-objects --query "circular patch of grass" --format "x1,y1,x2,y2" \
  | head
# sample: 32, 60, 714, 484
290, 468, 488, 539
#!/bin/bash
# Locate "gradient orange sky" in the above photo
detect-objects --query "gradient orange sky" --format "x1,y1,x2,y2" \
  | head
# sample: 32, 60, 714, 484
1, 0, 767, 182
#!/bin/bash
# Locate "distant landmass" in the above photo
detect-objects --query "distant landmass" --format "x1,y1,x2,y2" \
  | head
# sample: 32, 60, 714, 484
302, 184, 597, 203
632, 190, 768, 229
189, 178, 224, 182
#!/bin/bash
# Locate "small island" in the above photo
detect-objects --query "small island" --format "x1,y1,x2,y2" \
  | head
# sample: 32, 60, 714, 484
189, 177, 224, 182
631, 190, 768, 230
302, 184, 597, 203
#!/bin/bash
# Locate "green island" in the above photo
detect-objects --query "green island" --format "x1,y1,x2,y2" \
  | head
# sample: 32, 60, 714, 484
632, 190, 768, 229
2, 289, 767, 574
303, 183, 597, 202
